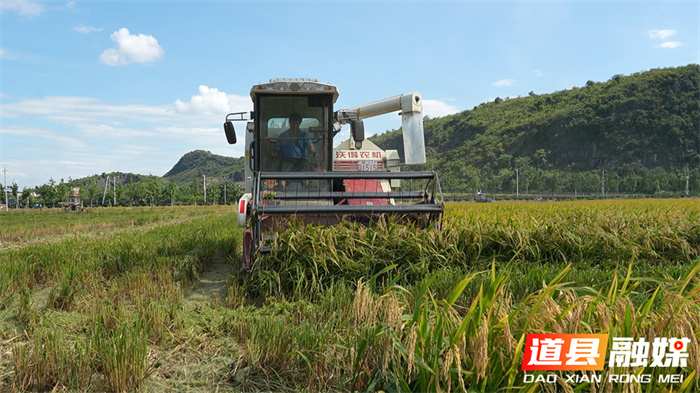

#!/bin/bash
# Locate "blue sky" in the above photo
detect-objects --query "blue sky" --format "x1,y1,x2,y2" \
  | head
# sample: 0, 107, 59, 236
1, 0, 698, 188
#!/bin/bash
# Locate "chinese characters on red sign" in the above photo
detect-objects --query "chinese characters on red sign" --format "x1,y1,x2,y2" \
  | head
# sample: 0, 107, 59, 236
334, 150, 382, 159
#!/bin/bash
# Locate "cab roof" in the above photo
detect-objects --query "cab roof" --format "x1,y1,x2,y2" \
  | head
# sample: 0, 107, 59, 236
250, 78, 339, 103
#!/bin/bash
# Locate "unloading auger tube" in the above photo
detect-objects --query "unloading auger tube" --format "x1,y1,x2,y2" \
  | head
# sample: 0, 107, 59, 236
223, 79, 444, 269
337, 92, 426, 164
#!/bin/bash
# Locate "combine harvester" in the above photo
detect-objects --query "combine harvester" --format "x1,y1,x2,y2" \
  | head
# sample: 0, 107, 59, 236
224, 79, 443, 268
59, 194, 86, 212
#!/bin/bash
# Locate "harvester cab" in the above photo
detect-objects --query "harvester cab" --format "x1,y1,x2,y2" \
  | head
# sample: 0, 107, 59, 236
224, 79, 443, 268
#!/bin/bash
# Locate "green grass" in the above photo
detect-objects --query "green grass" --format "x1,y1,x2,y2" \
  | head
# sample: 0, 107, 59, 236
1, 206, 240, 391
0, 205, 222, 245
0, 200, 698, 392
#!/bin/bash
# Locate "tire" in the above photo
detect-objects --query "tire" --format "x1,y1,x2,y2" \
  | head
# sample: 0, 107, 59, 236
242, 228, 254, 270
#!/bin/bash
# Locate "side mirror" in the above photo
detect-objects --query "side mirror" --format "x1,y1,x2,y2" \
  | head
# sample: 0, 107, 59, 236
351, 119, 364, 149
224, 121, 237, 144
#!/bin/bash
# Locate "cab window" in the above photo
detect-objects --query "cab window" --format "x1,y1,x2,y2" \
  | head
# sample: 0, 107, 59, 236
266, 118, 320, 138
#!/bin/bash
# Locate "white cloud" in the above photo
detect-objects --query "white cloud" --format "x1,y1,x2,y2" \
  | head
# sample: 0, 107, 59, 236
533, 69, 543, 77
99, 28, 164, 66
0, 47, 23, 61
1, 87, 251, 186
493, 79, 516, 87
2, 87, 251, 129
0, 0, 44, 16
175, 86, 239, 116
3, 124, 90, 151
48, 1, 75, 12
648, 29, 682, 49
648, 29, 676, 40
73, 25, 103, 34
2, 96, 168, 127
422, 99, 460, 118
655, 41, 682, 49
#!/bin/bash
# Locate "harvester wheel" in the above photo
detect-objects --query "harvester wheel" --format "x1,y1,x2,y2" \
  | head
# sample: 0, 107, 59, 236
242, 228, 254, 270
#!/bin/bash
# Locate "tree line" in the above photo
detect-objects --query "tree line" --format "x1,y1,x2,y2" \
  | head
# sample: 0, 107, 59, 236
2, 163, 696, 210
438, 152, 698, 198
0, 175, 244, 209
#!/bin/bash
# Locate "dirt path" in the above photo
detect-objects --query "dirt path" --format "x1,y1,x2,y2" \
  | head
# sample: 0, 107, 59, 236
154, 252, 239, 392
184, 251, 234, 305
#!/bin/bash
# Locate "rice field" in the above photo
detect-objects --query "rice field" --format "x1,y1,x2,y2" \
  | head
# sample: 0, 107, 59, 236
0, 200, 698, 392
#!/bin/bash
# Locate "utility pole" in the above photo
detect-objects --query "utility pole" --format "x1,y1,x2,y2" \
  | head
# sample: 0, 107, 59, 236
684, 166, 690, 197
515, 168, 519, 199
102, 175, 109, 206
202, 174, 207, 205
2, 168, 7, 212
601, 169, 606, 197
13, 179, 18, 209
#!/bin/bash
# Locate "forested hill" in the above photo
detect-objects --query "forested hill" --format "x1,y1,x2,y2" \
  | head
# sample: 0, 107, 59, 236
371, 65, 699, 193
163, 150, 245, 184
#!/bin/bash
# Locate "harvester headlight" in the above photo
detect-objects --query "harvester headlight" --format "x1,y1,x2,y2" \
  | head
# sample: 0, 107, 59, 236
271, 82, 288, 91
300, 82, 327, 92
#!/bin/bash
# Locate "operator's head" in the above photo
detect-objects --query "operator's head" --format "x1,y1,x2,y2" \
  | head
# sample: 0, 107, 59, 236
288, 113, 302, 133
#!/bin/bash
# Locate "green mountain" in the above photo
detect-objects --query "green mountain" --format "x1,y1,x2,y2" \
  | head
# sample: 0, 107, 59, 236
371, 65, 699, 194
49, 151, 246, 207
163, 150, 245, 185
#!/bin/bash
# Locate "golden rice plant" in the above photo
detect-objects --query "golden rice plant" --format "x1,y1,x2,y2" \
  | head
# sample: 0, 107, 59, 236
335, 259, 700, 392
12, 328, 93, 391
227, 199, 698, 392
92, 318, 153, 392
242, 199, 698, 304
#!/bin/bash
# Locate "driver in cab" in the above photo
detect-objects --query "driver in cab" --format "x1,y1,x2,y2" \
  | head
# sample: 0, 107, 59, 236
271, 112, 316, 172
